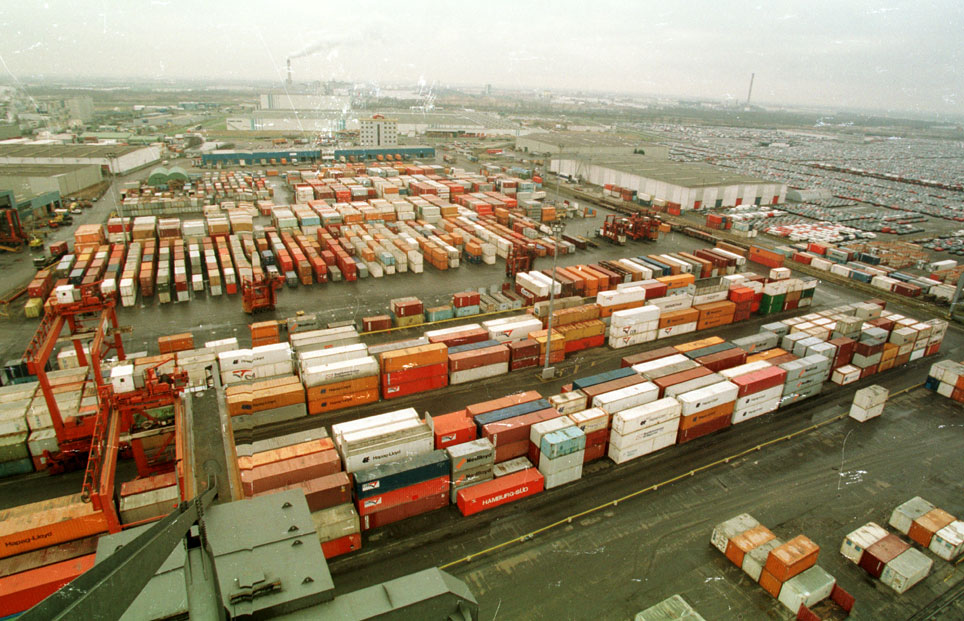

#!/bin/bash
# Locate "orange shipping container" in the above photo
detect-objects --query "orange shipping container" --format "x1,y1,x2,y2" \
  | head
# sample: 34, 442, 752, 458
678, 401, 734, 430
308, 389, 379, 415
0, 495, 110, 559
379, 343, 448, 373
764, 535, 820, 583
237, 438, 336, 471
658, 308, 699, 329
158, 333, 194, 354
674, 336, 725, 353
725, 525, 776, 568
656, 273, 696, 290
746, 348, 789, 363
306, 375, 379, 402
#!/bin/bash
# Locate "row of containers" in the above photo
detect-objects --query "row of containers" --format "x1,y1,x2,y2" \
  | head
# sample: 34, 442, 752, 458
24, 196, 584, 315
738, 240, 960, 303
66, 298, 949, 567
924, 359, 964, 403
711, 513, 854, 617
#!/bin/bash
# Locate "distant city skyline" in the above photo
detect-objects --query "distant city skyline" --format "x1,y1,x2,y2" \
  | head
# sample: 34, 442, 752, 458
0, 0, 960, 117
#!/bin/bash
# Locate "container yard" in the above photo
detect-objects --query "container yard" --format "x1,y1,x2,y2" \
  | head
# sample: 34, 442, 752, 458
1, 10, 963, 615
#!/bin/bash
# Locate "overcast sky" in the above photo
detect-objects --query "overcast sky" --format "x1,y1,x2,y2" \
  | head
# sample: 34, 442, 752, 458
0, 0, 960, 116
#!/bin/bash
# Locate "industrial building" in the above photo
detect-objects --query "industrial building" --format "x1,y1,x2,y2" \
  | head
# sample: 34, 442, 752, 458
359, 115, 398, 147
0, 144, 161, 175
516, 131, 668, 158
0, 164, 103, 201
259, 93, 351, 112
551, 155, 786, 209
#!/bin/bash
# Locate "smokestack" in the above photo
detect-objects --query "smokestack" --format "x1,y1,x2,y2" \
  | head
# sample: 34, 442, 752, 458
286, 58, 292, 86
746, 72, 755, 106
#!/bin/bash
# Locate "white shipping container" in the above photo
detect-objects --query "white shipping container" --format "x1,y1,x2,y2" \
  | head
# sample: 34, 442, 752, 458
630, 354, 690, 377
735, 384, 784, 410
332, 407, 419, 445
302, 356, 379, 388
298, 343, 369, 369
664, 373, 725, 398
880, 548, 932, 594
607, 429, 676, 464
648, 295, 693, 311
840, 522, 888, 565
609, 418, 679, 451
342, 433, 433, 473
610, 305, 660, 327
530, 416, 575, 446
656, 322, 697, 339
849, 403, 884, 422
611, 397, 681, 435
608, 331, 658, 349
485, 317, 544, 343
591, 382, 659, 414
731, 396, 779, 424
889, 497, 936, 535
450, 362, 509, 385
720, 361, 773, 380
548, 392, 588, 415
538, 449, 583, 474
930, 521, 964, 561
543, 463, 583, 489
778, 566, 835, 613
711, 513, 761, 554
676, 381, 740, 416
568, 408, 609, 434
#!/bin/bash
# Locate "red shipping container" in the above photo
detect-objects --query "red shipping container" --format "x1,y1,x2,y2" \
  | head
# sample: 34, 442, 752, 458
465, 390, 542, 418
241, 450, 341, 496
448, 345, 510, 372
457, 469, 545, 516
509, 339, 539, 360
252, 472, 351, 512
482, 408, 559, 447
0, 553, 96, 617
321, 532, 361, 559
859, 534, 909, 578
428, 328, 489, 348
356, 475, 450, 517
453, 291, 481, 307
360, 492, 448, 531
382, 374, 448, 399
621, 346, 680, 368
653, 367, 713, 397
676, 414, 731, 444
695, 348, 747, 372
583, 442, 607, 463
494, 439, 529, 463
382, 362, 449, 387
510, 357, 539, 371
732, 366, 788, 398
431, 411, 477, 449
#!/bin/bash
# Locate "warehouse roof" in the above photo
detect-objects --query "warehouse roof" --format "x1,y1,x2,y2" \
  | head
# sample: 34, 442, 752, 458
0, 163, 98, 176
0, 144, 144, 158
563, 155, 772, 188
520, 131, 652, 148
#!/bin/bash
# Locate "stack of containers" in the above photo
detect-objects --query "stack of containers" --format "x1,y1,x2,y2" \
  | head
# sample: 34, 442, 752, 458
301, 348, 380, 416
608, 398, 681, 464
390, 297, 425, 327
891, 497, 964, 561
332, 408, 432, 473
538, 427, 586, 488
673, 380, 738, 444
779, 355, 830, 405
849, 385, 888, 422
508, 339, 540, 370
217, 343, 293, 386
607, 305, 660, 349
759, 536, 825, 607
723, 362, 787, 424
427, 410, 477, 449
528, 416, 574, 468
238, 434, 341, 498
1, 383, 36, 477
352, 450, 449, 531
225, 375, 307, 430
925, 360, 964, 404
471, 395, 555, 463
484, 315, 543, 343
447, 341, 510, 385
380, 343, 448, 399
446, 438, 496, 502
569, 407, 610, 462
456, 467, 545, 516
841, 522, 932, 593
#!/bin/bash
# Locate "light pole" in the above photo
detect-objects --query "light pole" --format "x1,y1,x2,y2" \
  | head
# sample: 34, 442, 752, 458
542, 220, 566, 380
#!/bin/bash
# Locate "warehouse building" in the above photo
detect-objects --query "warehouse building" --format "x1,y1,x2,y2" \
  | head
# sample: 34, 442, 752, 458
0, 144, 161, 175
259, 93, 351, 112
516, 132, 668, 158
226, 110, 528, 137
199, 145, 435, 167
0, 164, 103, 201
551, 156, 786, 209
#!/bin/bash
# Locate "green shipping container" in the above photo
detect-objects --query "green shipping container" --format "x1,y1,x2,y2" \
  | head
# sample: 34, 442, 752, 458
758, 293, 785, 315
425, 305, 455, 322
